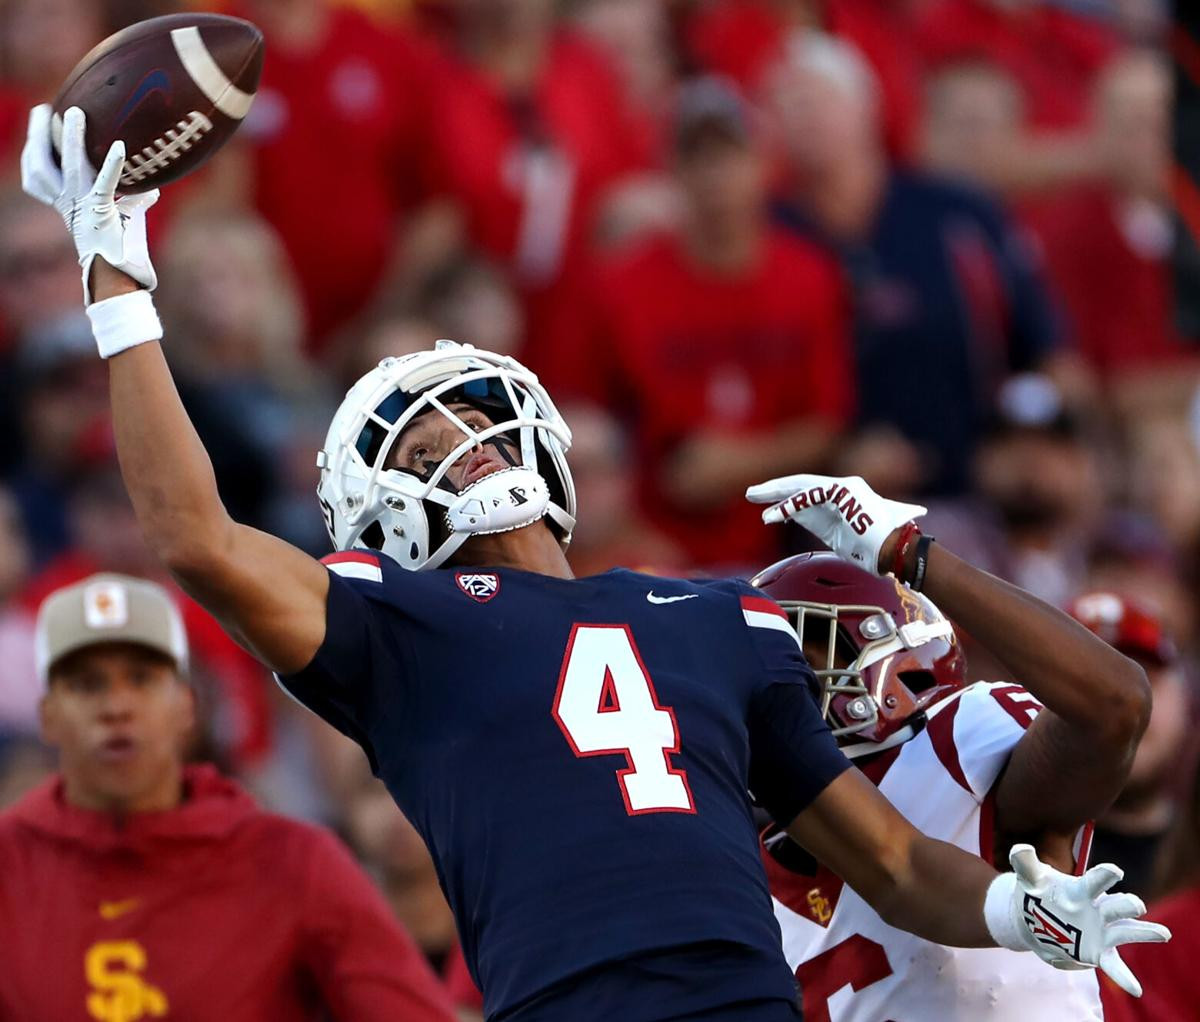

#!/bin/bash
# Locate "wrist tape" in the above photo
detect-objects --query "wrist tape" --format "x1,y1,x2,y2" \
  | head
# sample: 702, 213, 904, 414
983, 871, 1027, 952
86, 290, 163, 358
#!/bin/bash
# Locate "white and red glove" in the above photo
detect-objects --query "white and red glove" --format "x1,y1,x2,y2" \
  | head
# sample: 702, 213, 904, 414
20, 104, 161, 356
984, 843, 1170, 997
746, 473, 925, 574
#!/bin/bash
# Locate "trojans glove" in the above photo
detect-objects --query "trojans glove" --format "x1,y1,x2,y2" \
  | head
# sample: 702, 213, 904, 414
746, 473, 926, 575
984, 843, 1170, 997
21, 104, 158, 304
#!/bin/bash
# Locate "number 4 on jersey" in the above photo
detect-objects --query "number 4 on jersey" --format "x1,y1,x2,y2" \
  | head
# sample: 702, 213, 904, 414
552, 624, 696, 815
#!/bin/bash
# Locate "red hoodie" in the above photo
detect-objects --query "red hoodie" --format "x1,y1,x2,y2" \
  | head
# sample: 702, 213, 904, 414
0, 764, 456, 1022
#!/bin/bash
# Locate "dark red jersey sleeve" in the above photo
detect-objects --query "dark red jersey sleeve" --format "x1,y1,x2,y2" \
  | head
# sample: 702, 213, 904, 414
298, 827, 457, 1022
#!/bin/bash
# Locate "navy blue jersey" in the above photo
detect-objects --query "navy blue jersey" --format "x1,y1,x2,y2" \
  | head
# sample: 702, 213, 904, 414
279, 552, 850, 1021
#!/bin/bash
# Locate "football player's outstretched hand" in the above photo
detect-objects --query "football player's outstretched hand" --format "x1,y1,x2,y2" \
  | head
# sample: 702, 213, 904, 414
746, 473, 925, 575
21, 104, 158, 303
984, 843, 1170, 997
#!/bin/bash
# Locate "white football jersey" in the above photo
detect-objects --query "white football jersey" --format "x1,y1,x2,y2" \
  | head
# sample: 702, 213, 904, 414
768, 681, 1102, 1022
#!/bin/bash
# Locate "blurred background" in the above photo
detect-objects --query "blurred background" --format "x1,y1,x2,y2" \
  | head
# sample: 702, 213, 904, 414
0, 0, 1197, 1011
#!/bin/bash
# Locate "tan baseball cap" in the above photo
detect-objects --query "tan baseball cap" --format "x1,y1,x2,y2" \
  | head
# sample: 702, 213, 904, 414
35, 573, 189, 684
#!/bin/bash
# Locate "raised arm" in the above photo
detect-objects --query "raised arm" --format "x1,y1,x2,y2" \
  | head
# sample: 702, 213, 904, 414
746, 471, 1150, 846
23, 105, 328, 674
98, 263, 329, 673
910, 543, 1150, 842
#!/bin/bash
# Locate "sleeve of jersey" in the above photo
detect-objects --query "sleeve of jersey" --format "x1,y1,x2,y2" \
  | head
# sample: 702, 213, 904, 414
275, 553, 400, 771
931, 682, 1045, 801
739, 589, 853, 826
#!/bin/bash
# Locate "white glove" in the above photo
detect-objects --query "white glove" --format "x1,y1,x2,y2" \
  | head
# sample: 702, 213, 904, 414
984, 843, 1170, 997
746, 473, 926, 574
21, 104, 158, 304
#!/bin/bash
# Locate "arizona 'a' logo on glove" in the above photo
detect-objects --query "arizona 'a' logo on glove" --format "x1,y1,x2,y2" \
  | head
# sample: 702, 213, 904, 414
984, 844, 1171, 997
746, 473, 926, 575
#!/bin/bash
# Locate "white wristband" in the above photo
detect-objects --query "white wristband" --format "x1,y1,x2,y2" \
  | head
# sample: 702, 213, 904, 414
983, 871, 1027, 952
86, 290, 163, 359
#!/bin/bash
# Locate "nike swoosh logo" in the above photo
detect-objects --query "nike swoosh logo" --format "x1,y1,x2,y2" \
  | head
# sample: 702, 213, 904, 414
99, 898, 141, 920
646, 592, 699, 604
114, 69, 171, 128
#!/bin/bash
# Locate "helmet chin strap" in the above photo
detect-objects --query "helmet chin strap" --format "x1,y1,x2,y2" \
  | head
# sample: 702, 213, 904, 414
444, 465, 550, 536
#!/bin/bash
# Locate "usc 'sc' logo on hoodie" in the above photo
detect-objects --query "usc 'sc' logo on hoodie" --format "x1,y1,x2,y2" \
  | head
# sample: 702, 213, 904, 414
85, 941, 168, 1022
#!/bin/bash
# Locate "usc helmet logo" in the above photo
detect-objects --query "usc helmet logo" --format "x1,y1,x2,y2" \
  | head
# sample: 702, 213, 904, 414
85, 941, 168, 1022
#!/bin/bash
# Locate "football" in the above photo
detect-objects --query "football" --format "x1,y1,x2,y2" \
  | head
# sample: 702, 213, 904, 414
51, 13, 264, 193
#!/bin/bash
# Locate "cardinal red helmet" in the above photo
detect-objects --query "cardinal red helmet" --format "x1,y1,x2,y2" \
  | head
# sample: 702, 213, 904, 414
751, 552, 966, 757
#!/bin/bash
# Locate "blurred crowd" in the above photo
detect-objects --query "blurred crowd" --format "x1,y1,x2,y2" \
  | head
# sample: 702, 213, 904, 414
0, 0, 1197, 1014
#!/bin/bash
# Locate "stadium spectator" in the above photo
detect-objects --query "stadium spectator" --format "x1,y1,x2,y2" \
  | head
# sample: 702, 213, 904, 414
968, 374, 1102, 607
7, 316, 109, 564
231, 0, 437, 349
1098, 742, 1200, 1021
1068, 591, 1191, 900
914, 0, 1120, 132
917, 58, 1107, 199
412, 0, 654, 382
0, 192, 92, 485
156, 212, 315, 533
763, 33, 1064, 498
1086, 512, 1199, 659
17, 469, 277, 769
0, 0, 108, 164
684, 0, 923, 158
584, 76, 854, 570
0, 192, 86, 351
559, 402, 687, 577
1030, 50, 1197, 413
0, 572, 457, 1022
0, 485, 36, 735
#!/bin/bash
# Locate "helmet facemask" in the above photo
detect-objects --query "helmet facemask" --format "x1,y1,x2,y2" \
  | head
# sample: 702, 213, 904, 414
788, 597, 958, 757
318, 343, 576, 571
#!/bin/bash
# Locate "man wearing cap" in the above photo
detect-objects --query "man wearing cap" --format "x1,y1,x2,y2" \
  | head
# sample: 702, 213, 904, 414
579, 74, 855, 571
1069, 591, 1192, 900
0, 572, 457, 1022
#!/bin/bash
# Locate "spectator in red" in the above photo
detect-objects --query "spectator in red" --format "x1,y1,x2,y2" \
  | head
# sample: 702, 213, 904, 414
684, 0, 923, 159
1098, 742, 1200, 1022
1029, 51, 1196, 410
232, 0, 437, 350
414, 0, 654, 382
762, 33, 1065, 498
559, 402, 688, 577
0, 572, 457, 1022
586, 76, 854, 571
0, 0, 107, 166
914, 0, 1120, 132
1068, 591, 1191, 901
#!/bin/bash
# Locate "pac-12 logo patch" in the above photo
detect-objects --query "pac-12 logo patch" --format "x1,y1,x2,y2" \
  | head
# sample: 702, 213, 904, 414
456, 572, 500, 603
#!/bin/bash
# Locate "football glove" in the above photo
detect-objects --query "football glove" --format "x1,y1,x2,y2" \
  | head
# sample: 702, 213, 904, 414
984, 843, 1170, 997
21, 104, 158, 304
746, 473, 926, 575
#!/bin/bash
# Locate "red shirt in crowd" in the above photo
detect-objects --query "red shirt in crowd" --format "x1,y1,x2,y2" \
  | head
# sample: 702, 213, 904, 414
1028, 189, 1196, 380
586, 230, 853, 569
1098, 885, 1200, 1021
419, 30, 650, 371
0, 764, 456, 1022
685, 0, 922, 159
236, 7, 435, 348
915, 0, 1118, 131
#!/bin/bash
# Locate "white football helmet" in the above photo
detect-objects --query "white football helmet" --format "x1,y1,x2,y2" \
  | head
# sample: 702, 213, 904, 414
317, 341, 576, 570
